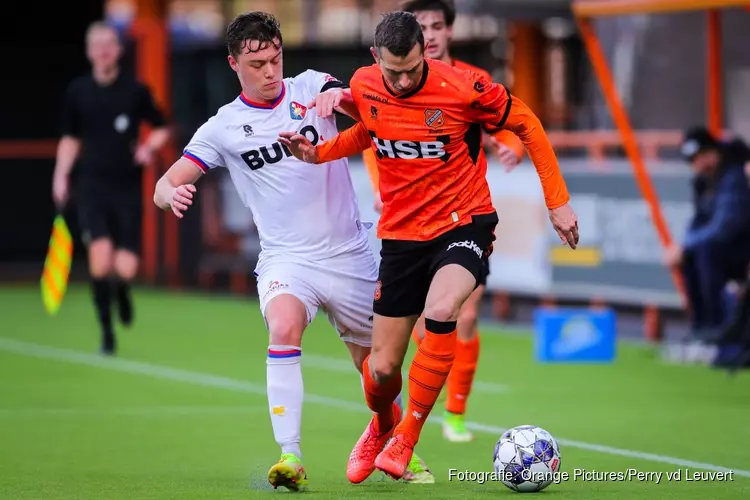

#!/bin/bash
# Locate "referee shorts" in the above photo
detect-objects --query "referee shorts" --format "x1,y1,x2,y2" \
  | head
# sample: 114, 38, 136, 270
77, 187, 142, 254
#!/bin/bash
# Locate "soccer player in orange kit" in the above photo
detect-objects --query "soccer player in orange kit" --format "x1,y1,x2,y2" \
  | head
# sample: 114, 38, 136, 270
278, 11, 578, 482
390, 0, 526, 443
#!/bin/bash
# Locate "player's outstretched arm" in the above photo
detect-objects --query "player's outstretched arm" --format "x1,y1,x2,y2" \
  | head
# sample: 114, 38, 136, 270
504, 99, 578, 248
278, 121, 371, 164
154, 158, 203, 219
467, 78, 578, 248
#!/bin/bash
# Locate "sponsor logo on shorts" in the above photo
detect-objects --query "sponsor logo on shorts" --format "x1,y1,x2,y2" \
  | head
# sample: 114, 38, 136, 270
374, 280, 382, 301
359, 315, 374, 330
446, 240, 482, 258
264, 280, 289, 299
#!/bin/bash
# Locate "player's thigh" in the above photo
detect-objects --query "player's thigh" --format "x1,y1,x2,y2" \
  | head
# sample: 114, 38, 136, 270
426, 214, 498, 321
370, 240, 430, 377
256, 262, 322, 345
370, 313, 417, 380
323, 247, 379, 349
374, 240, 432, 318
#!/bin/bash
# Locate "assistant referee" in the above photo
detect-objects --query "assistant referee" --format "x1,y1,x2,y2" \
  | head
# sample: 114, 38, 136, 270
52, 22, 169, 355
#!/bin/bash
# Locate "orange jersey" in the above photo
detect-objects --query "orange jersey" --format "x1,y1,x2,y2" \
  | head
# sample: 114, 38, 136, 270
362, 59, 524, 195
450, 59, 524, 161
317, 59, 569, 241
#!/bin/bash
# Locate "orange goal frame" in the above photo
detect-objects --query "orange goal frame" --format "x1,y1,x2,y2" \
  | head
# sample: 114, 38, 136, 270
571, 0, 750, 306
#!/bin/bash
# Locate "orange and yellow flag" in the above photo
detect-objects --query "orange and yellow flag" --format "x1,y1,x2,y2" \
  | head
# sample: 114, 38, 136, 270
41, 215, 73, 315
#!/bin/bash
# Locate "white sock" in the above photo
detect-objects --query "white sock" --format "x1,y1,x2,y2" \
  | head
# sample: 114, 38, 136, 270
267, 345, 303, 459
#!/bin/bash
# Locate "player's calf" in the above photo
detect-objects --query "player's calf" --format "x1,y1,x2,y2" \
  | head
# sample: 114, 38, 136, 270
265, 295, 308, 460
444, 288, 481, 442
88, 238, 115, 354
344, 341, 369, 374
390, 264, 476, 452
368, 314, 415, 383
113, 250, 138, 327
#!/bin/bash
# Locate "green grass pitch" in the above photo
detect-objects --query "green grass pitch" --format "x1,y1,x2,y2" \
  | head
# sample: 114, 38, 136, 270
0, 284, 749, 499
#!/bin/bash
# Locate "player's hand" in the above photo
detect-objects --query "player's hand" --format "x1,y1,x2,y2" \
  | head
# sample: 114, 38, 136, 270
487, 136, 522, 172
52, 174, 69, 208
308, 88, 345, 119
134, 144, 155, 166
278, 132, 320, 164
169, 184, 196, 219
548, 203, 579, 249
373, 190, 383, 214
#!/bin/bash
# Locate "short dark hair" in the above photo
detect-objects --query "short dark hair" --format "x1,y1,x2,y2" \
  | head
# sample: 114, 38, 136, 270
401, 0, 457, 27
373, 12, 425, 58
226, 12, 283, 57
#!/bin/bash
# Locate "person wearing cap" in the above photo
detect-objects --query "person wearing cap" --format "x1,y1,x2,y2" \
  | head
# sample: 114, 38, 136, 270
665, 126, 750, 337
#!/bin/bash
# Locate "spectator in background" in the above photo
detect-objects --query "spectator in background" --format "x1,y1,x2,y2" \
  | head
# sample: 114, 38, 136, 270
665, 126, 750, 339
52, 22, 170, 355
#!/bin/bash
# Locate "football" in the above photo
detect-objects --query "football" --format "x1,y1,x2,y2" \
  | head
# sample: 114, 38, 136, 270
493, 425, 562, 492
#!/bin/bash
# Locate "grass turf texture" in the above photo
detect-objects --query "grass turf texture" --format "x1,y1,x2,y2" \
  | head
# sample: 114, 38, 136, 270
0, 284, 748, 499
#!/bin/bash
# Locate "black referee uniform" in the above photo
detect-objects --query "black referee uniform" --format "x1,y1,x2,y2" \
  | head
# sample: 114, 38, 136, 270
61, 72, 166, 353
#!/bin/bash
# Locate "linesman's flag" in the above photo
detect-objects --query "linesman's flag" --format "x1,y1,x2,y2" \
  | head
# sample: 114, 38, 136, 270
41, 215, 73, 315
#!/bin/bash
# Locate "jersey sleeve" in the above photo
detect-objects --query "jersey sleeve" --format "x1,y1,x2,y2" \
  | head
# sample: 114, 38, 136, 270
182, 119, 224, 173
316, 122, 372, 163
60, 82, 80, 138
137, 84, 167, 127
465, 72, 512, 130
301, 69, 348, 96
465, 74, 569, 209
502, 97, 569, 209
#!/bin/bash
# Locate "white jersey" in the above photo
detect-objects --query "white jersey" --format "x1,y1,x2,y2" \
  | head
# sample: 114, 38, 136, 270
183, 70, 369, 263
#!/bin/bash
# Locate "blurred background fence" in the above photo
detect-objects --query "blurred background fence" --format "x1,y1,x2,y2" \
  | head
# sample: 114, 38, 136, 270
3, 0, 750, 340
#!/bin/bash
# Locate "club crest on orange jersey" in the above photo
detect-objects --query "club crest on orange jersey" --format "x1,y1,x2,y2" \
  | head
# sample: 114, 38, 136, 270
290, 101, 307, 120
424, 109, 444, 128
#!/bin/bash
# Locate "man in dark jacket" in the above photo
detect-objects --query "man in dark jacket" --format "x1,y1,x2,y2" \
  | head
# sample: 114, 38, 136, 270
665, 127, 750, 337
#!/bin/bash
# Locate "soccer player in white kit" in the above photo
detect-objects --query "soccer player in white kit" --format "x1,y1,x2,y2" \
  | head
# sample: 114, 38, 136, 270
153, 12, 434, 490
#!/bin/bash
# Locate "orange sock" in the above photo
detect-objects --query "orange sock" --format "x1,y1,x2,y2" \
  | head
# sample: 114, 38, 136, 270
445, 333, 480, 415
362, 355, 402, 430
396, 319, 457, 444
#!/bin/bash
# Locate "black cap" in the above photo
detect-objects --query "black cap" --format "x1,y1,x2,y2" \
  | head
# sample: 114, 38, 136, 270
681, 126, 718, 160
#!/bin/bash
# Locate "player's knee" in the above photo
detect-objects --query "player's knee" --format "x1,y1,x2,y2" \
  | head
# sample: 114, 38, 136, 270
267, 319, 304, 346
114, 251, 138, 281
265, 294, 308, 345
423, 298, 461, 323
371, 355, 401, 382
88, 239, 113, 278
346, 343, 369, 374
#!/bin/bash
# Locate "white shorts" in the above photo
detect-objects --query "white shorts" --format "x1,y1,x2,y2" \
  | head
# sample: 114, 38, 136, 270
255, 244, 378, 347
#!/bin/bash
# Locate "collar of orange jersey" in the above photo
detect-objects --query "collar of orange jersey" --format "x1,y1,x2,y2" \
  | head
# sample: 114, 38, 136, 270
239, 83, 286, 110
382, 59, 429, 99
